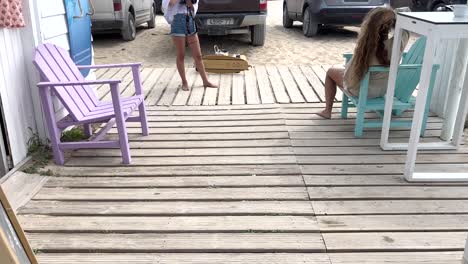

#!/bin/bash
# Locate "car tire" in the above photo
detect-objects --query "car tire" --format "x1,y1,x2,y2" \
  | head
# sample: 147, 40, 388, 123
122, 12, 136, 41
283, 3, 294, 28
303, 6, 318, 37
251, 24, 266, 46
148, 4, 156, 29
154, 0, 162, 14
430, 1, 446, 11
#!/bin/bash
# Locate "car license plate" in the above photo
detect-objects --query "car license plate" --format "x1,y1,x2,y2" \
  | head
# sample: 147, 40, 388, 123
207, 18, 234, 26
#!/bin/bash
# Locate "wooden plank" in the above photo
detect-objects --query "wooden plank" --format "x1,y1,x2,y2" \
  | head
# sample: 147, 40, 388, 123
33, 187, 309, 201
266, 65, 290, 103
300, 164, 405, 175
101, 68, 135, 102
157, 70, 183, 106
292, 138, 445, 147
20, 215, 319, 232
94, 68, 109, 79
318, 215, 468, 231
118, 67, 152, 98
187, 75, 205, 105
244, 68, 261, 104
96, 68, 129, 100
94, 68, 119, 91
37, 253, 332, 264
328, 252, 463, 264
145, 108, 281, 116
121, 132, 290, 141
26, 233, 326, 253
231, 72, 246, 105
286, 118, 441, 126
172, 68, 197, 106
322, 232, 467, 251
307, 186, 468, 200
141, 68, 165, 97
296, 154, 468, 165
65, 155, 297, 167
289, 66, 320, 103
304, 175, 468, 186
44, 175, 304, 188
288, 122, 443, 132
144, 113, 283, 122
300, 65, 324, 102
202, 73, 220, 106
19, 200, 315, 216
127, 139, 292, 148
145, 68, 177, 105
115, 126, 289, 134
255, 65, 275, 104
217, 73, 232, 105
312, 200, 468, 215
290, 130, 441, 139
47, 164, 303, 177
311, 65, 326, 84
277, 65, 305, 103
73, 147, 295, 157
125, 119, 284, 128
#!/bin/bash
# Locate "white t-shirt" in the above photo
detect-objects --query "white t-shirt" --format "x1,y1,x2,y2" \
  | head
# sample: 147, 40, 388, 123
162, 0, 198, 24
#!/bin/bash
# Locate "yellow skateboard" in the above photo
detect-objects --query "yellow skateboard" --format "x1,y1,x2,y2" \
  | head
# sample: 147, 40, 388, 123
201, 46, 251, 74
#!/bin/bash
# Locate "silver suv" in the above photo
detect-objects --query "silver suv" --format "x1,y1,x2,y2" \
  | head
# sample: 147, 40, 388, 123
91, 0, 156, 41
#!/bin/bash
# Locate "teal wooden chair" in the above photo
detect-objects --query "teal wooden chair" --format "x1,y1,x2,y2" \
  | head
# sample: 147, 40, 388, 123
341, 37, 440, 137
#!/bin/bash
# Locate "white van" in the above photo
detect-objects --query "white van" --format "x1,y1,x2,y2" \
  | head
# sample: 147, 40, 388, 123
90, 0, 156, 41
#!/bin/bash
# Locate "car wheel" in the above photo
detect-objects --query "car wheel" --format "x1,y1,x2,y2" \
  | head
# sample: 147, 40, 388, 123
303, 6, 318, 37
148, 4, 156, 29
122, 12, 136, 41
283, 3, 294, 28
251, 24, 266, 46
431, 1, 446, 11
154, 0, 162, 13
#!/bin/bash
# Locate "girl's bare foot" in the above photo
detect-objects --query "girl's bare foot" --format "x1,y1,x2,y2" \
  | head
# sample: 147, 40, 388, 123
181, 82, 189, 91
203, 81, 218, 88
317, 109, 332, 119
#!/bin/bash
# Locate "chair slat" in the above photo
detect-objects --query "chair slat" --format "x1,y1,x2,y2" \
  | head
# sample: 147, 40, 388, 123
34, 47, 85, 121
395, 37, 426, 102
52, 45, 100, 107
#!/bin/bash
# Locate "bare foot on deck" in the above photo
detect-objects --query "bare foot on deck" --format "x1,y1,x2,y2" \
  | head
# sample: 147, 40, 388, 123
316, 109, 332, 119
203, 81, 218, 88
181, 82, 190, 91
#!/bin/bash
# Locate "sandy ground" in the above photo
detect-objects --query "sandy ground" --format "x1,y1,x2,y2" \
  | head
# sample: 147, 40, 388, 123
92, 0, 361, 67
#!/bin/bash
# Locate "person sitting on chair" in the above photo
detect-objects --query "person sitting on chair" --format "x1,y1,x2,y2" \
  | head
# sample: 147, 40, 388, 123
317, 7, 410, 119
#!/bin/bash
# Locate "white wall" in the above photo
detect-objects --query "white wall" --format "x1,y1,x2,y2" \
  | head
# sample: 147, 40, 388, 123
0, 0, 71, 167
0, 29, 37, 166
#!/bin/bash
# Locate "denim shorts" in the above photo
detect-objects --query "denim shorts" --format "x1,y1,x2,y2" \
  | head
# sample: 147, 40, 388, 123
171, 14, 197, 37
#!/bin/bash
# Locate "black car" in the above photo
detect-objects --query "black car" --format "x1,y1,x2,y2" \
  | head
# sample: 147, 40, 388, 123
410, 0, 467, 11
283, 0, 391, 37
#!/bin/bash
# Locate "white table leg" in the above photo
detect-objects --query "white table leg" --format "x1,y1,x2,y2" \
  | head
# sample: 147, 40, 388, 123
380, 23, 404, 150
404, 32, 438, 181
452, 54, 468, 147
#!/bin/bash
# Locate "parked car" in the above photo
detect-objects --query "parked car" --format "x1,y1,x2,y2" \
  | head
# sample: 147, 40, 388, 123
196, 0, 268, 46
90, 0, 156, 41
283, 0, 390, 37
410, 0, 467, 11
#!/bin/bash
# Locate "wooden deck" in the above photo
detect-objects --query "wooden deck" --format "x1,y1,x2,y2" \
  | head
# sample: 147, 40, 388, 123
17, 66, 468, 263
93, 65, 342, 105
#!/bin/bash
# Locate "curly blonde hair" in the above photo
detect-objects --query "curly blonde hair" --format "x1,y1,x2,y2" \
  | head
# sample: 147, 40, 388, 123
344, 7, 396, 89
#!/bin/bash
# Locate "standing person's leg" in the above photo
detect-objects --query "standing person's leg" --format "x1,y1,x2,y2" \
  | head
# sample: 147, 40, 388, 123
187, 34, 217, 88
317, 67, 345, 119
172, 36, 190, 91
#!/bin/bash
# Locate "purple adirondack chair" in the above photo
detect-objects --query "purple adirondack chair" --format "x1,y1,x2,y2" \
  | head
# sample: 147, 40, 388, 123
33, 43, 149, 165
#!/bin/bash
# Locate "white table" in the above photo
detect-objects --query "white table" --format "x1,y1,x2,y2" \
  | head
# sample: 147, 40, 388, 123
380, 12, 468, 181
